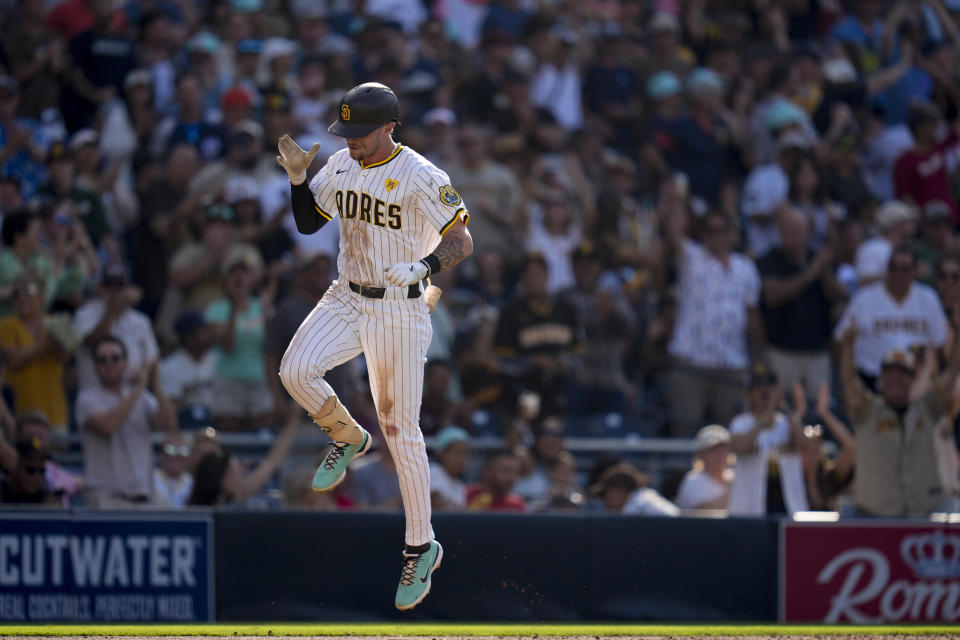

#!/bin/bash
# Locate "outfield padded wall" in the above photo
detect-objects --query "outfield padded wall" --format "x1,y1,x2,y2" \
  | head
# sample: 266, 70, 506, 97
214, 512, 778, 621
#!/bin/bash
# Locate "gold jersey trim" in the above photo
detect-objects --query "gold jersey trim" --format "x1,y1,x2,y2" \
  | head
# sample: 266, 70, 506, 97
360, 145, 403, 170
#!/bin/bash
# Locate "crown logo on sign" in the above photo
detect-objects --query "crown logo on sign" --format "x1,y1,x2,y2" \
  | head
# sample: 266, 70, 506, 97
341, 104, 351, 121
900, 531, 960, 579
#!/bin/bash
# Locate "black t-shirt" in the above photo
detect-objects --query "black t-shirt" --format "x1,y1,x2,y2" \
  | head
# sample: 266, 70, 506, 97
69, 29, 137, 91
494, 295, 579, 358
757, 248, 833, 351
493, 294, 580, 413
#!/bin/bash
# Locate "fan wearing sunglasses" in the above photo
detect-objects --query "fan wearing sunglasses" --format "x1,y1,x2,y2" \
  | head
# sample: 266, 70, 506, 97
75, 334, 176, 508
153, 432, 193, 508
0, 437, 58, 504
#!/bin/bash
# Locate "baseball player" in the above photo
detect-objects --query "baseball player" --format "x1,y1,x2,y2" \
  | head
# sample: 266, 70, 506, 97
275, 82, 473, 610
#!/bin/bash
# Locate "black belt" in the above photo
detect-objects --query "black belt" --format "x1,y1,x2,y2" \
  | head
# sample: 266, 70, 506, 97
112, 492, 150, 504
349, 281, 421, 299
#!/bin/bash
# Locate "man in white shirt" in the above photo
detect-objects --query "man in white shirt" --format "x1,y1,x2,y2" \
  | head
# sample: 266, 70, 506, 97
77, 335, 176, 508
835, 246, 948, 389
73, 263, 160, 391
159, 310, 216, 429
664, 205, 764, 437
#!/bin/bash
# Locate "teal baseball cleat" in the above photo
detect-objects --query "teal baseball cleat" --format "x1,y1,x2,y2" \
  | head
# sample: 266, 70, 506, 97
395, 540, 443, 611
311, 429, 371, 492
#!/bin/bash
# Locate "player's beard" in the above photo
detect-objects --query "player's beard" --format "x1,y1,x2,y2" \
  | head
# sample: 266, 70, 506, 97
348, 137, 379, 162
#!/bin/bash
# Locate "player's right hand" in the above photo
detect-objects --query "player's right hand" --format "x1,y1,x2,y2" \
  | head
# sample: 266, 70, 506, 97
277, 134, 321, 185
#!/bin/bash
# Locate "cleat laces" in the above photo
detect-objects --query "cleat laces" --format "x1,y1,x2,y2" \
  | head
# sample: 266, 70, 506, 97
400, 554, 421, 586
323, 442, 348, 470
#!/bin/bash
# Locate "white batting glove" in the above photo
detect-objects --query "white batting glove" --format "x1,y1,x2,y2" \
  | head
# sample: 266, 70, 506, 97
385, 261, 429, 286
276, 134, 321, 185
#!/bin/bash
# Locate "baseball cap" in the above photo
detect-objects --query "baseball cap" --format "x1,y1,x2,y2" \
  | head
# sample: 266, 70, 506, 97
881, 349, 916, 372
124, 69, 153, 91
290, 0, 327, 18
263, 91, 291, 113
221, 244, 263, 276
589, 463, 648, 496
236, 39, 263, 55
822, 58, 858, 84
694, 424, 731, 452
924, 200, 952, 222
602, 150, 635, 173
46, 141, 68, 164
520, 251, 549, 273
433, 426, 471, 453
748, 361, 778, 388
686, 68, 724, 95
174, 310, 207, 338
294, 251, 331, 271
551, 26, 580, 46
68, 129, 99, 152
572, 242, 599, 263
231, 0, 264, 12
647, 71, 681, 100
101, 262, 128, 286
596, 271, 623, 295
187, 31, 221, 55
876, 200, 916, 230
777, 129, 811, 152
422, 106, 457, 127
221, 86, 254, 110
232, 119, 264, 140
648, 11, 680, 33
764, 99, 806, 131
261, 37, 297, 62
16, 437, 50, 462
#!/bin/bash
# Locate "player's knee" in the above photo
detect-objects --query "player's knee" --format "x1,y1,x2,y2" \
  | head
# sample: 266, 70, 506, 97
277, 359, 300, 394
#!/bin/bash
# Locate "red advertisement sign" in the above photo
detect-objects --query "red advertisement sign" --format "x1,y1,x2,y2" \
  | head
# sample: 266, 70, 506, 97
781, 521, 960, 623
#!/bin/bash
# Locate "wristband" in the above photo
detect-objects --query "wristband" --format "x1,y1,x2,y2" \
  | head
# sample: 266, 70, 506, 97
420, 254, 441, 276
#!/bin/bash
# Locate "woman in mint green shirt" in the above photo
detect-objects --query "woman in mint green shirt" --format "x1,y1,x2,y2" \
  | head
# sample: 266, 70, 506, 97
204, 253, 274, 430
0, 211, 89, 317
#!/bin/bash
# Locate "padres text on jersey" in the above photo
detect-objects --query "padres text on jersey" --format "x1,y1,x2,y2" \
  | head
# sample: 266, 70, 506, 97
308, 146, 469, 286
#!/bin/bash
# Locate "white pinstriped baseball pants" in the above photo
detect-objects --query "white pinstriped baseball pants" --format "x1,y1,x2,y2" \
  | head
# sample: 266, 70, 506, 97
278, 279, 434, 546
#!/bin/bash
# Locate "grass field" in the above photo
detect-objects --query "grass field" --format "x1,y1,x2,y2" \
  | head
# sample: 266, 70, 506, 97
0, 623, 958, 638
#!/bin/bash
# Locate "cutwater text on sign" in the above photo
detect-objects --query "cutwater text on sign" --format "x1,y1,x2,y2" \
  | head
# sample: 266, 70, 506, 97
0, 534, 197, 588
0, 515, 212, 622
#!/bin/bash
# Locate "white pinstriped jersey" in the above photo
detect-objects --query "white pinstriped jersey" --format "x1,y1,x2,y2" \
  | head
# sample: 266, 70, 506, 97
308, 145, 470, 285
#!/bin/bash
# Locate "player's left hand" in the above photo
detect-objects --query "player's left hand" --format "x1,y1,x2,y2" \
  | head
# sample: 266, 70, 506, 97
385, 261, 428, 286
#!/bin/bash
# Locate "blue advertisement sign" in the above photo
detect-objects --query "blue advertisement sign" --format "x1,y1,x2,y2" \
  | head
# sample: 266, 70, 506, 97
0, 512, 214, 622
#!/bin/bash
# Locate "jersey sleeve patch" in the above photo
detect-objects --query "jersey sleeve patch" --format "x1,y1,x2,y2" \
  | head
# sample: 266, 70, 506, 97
438, 185, 462, 207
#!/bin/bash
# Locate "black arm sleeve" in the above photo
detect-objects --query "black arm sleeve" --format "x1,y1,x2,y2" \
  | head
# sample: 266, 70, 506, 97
290, 180, 330, 235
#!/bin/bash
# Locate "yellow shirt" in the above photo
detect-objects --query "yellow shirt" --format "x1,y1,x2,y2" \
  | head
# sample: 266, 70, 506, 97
0, 316, 67, 431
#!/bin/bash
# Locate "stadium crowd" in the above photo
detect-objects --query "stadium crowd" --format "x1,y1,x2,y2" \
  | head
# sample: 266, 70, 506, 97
0, 0, 960, 518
